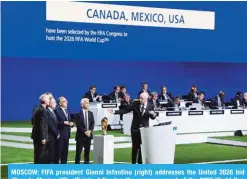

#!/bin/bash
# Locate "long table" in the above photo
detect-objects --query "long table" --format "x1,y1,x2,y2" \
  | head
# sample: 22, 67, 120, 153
89, 102, 120, 127
123, 109, 247, 135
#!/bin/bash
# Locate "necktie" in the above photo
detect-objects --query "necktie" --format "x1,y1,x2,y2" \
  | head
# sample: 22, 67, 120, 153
153, 100, 157, 108
51, 110, 56, 117
85, 111, 88, 130
64, 109, 68, 120
140, 105, 145, 115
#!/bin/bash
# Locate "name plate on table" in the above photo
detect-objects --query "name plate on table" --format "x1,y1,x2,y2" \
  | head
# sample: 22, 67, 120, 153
210, 110, 225, 115
101, 103, 117, 108
166, 111, 182, 116
230, 110, 244, 114
188, 111, 204, 115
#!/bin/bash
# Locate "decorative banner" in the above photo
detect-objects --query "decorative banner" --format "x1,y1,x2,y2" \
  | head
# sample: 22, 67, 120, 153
46, 2, 215, 30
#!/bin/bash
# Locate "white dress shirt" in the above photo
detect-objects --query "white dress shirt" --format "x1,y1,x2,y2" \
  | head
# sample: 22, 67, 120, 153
140, 102, 147, 115
61, 107, 68, 120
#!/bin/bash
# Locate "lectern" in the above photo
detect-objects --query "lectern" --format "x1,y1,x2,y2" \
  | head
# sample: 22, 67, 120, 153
140, 122, 176, 164
93, 135, 114, 164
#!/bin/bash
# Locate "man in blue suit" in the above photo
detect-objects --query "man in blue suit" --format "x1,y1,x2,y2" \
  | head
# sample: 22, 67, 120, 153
54, 96, 74, 164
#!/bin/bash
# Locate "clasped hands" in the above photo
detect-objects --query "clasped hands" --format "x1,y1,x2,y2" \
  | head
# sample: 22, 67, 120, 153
64, 121, 74, 127
85, 130, 91, 137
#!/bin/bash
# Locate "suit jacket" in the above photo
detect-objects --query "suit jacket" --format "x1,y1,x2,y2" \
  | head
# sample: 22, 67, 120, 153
31, 104, 48, 141
210, 95, 224, 108
115, 101, 156, 130
84, 91, 99, 102
138, 90, 151, 97
188, 91, 197, 101
193, 97, 205, 106
119, 92, 126, 99
54, 107, 72, 139
31, 104, 39, 126
47, 109, 59, 142
149, 99, 160, 109
109, 91, 119, 101
242, 100, 247, 107
158, 92, 172, 101
75, 110, 95, 140
232, 97, 243, 107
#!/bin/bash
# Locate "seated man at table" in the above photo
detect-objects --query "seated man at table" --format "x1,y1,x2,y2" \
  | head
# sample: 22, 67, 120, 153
193, 92, 205, 107
84, 86, 102, 102
167, 96, 186, 111
119, 86, 127, 99
120, 94, 132, 110
138, 82, 151, 98
109, 85, 121, 101
210, 91, 225, 108
242, 92, 247, 107
149, 92, 160, 110
187, 85, 198, 102
159, 86, 172, 101
232, 91, 243, 108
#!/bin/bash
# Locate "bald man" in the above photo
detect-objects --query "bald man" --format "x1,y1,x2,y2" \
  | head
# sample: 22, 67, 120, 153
54, 96, 74, 164
109, 92, 157, 164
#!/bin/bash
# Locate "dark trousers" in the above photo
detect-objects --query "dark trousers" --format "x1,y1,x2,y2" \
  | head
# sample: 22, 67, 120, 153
55, 139, 69, 164
75, 138, 91, 164
47, 140, 56, 164
33, 140, 48, 164
131, 129, 142, 164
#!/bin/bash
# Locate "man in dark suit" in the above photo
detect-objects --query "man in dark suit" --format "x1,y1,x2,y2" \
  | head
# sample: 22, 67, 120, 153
210, 91, 225, 108
120, 94, 132, 110
159, 86, 172, 101
31, 92, 53, 126
193, 92, 205, 106
149, 92, 160, 109
31, 93, 50, 164
138, 82, 151, 98
109, 92, 157, 164
54, 96, 74, 164
167, 96, 180, 108
47, 97, 59, 164
109, 85, 121, 101
119, 86, 127, 99
84, 86, 102, 102
75, 98, 95, 164
243, 92, 247, 107
232, 92, 243, 108
187, 85, 198, 101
